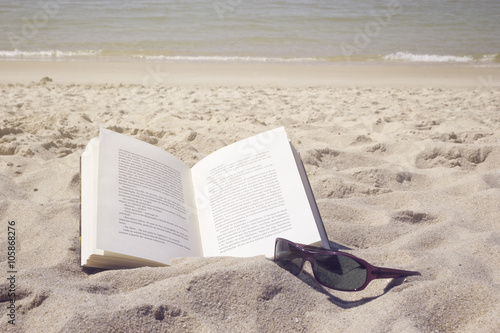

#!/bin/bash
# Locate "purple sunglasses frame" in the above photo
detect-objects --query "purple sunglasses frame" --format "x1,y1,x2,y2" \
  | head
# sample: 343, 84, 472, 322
274, 238, 421, 292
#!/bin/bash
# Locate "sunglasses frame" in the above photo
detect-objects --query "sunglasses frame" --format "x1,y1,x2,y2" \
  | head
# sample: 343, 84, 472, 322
274, 238, 420, 291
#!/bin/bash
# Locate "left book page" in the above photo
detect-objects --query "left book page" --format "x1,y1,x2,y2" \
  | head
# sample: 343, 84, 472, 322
81, 128, 202, 268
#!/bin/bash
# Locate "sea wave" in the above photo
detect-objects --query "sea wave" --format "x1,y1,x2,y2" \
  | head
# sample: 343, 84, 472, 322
0, 49, 319, 63
1, 49, 498, 65
478, 54, 500, 63
133, 55, 319, 63
383, 52, 474, 63
384, 52, 500, 64
0, 49, 99, 59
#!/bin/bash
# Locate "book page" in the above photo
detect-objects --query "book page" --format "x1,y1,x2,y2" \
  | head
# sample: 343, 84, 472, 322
191, 127, 321, 258
81, 137, 103, 265
95, 128, 202, 264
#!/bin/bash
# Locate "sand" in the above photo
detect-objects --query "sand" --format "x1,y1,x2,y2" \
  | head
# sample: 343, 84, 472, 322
1, 61, 499, 332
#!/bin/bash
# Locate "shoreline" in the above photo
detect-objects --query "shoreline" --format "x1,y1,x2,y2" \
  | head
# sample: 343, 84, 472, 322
1, 60, 499, 88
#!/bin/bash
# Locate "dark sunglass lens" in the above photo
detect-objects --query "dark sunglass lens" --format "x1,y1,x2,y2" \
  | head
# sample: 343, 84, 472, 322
314, 254, 367, 291
275, 240, 303, 275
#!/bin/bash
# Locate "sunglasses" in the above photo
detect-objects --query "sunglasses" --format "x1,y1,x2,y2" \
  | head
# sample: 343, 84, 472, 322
274, 238, 420, 292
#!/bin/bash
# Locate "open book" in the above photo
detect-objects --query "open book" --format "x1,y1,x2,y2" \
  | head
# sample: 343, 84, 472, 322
81, 127, 329, 269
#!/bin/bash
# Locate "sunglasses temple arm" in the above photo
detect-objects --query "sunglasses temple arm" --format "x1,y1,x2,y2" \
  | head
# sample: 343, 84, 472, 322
374, 267, 421, 279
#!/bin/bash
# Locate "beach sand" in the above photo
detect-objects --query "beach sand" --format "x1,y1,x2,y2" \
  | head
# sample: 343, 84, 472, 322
1, 61, 499, 332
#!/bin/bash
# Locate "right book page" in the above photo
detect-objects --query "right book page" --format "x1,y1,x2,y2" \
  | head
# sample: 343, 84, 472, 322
191, 127, 322, 258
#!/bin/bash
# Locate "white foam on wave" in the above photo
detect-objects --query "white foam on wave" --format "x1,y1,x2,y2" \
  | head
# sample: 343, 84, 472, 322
2, 49, 496, 65
0, 49, 98, 59
133, 55, 319, 63
0, 49, 319, 63
479, 54, 499, 62
384, 52, 474, 63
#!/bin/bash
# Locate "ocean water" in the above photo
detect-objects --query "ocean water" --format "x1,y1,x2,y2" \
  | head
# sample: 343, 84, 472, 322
0, 0, 499, 64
